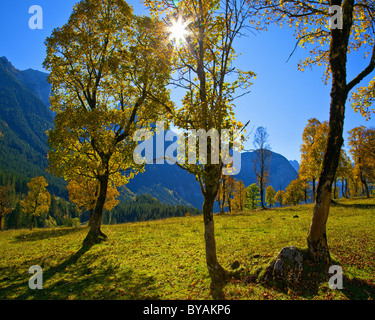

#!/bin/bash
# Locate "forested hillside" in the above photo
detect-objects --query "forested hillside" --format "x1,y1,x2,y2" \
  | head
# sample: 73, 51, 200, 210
0, 57, 66, 198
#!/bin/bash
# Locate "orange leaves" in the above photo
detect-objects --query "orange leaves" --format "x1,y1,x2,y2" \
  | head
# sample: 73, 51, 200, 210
67, 178, 119, 213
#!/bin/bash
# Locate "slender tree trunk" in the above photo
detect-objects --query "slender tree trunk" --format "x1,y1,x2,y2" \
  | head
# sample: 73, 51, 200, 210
344, 179, 347, 197
361, 175, 370, 198
202, 165, 229, 298
312, 177, 316, 202
260, 177, 265, 208
0, 216, 4, 231
308, 35, 348, 264
30, 216, 35, 230
334, 179, 337, 199
217, 198, 222, 213
83, 174, 109, 246
341, 178, 344, 198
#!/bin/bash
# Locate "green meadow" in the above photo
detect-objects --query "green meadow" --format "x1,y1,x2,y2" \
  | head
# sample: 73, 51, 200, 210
0, 197, 374, 300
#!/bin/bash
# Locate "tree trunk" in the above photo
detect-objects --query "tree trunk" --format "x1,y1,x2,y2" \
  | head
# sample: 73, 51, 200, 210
307, 96, 346, 264
202, 166, 229, 298
361, 175, 370, 198
312, 177, 316, 202
307, 0, 355, 265
30, 215, 35, 230
347, 179, 350, 198
83, 174, 109, 246
89, 208, 94, 227
260, 183, 265, 209
222, 178, 226, 213
0, 216, 4, 231
307, 59, 347, 265
341, 178, 344, 198
334, 179, 337, 199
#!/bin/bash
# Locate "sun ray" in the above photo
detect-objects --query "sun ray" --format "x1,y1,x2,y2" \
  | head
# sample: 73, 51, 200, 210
169, 17, 190, 44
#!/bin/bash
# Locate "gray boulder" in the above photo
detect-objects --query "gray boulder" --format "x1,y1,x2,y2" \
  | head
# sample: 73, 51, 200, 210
261, 246, 305, 290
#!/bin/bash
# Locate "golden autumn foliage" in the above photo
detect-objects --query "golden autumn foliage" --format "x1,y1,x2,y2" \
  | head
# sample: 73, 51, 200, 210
298, 118, 328, 201
232, 179, 247, 211
20, 176, 51, 230
274, 189, 286, 207
348, 126, 375, 197
285, 178, 305, 206
67, 178, 119, 213
299, 118, 352, 201
0, 186, 13, 231
216, 177, 246, 213
44, 0, 173, 244
265, 185, 276, 208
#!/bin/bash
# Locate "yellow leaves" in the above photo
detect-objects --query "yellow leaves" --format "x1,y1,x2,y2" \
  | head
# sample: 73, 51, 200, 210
350, 78, 375, 121
20, 176, 51, 218
45, 1, 173, 196
67, 178, 119, 213
348, 126, 375, 184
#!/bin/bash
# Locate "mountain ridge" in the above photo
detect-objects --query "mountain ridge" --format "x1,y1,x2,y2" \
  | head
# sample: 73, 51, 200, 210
0, 57, 299, 209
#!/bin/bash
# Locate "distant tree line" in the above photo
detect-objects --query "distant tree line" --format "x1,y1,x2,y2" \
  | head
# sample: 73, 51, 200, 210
215, 123, 374, 212
0, 173, 201, 231
102, 194, 201, 224
1, 175, 79, 231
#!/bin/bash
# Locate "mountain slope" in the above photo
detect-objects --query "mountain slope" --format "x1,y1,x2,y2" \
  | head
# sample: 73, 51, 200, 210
0, 57, 65, 196
15, 68, 52, 110
127, 150, 299, 209
289, 160, 300, 173
236, 151, 298, 192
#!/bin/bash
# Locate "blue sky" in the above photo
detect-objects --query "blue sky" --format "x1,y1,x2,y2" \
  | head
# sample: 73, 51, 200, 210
0, 0, 373, 162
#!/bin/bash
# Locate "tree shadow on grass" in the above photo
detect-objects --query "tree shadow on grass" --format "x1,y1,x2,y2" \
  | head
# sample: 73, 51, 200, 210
0, 244, 91, 299
11, 227, 84, 243
331, 201, 375, 210
0, 244, 160, 300
341, 276, 375, 300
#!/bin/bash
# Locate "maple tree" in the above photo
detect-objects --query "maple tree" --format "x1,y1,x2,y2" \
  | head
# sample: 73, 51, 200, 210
232, 179, 246, 211
217, 176, 238, 213
265, 185, 276, 207
144, 0, 255, 294
253, 126, 272, 209
44, 0, 172, 245
348, 168, 362, 196
0, 186, 13, 231
348, 126, 375, 197
248, 0, 375, 265
285, 178, 305, 206
335, 148, 352, 198
20, 176, 51, 230
274, 189, 286, 207
299, 119, 353, 200
244, 183, 261, 209
299, 118, 328, 202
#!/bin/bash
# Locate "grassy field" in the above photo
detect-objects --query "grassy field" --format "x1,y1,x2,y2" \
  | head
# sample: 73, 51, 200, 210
0, 197, 374, 300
